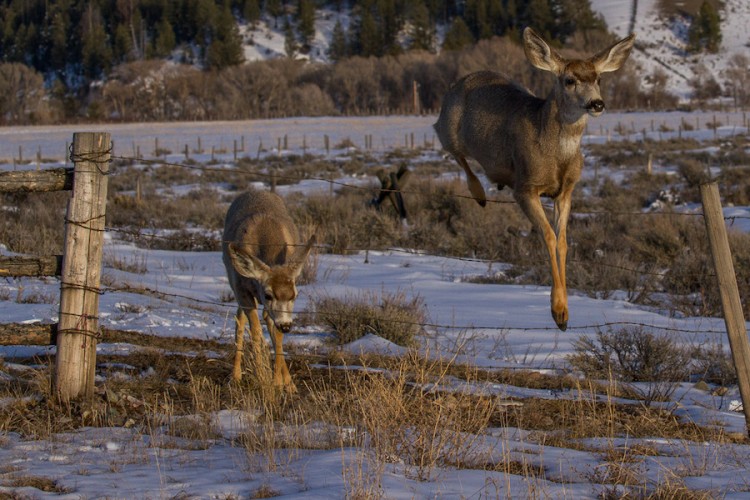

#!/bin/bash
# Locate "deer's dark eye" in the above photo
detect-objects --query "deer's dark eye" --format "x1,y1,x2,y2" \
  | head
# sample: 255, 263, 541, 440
264, 292, 273, 301
564, 77, 576, 87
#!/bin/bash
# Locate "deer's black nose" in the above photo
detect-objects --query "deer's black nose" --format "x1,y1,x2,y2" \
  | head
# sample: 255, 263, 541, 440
587, 99, 605, 113
278, 323, 292, 333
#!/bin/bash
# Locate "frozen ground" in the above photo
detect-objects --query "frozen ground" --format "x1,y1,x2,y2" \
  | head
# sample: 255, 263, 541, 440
0, 115, 749, 497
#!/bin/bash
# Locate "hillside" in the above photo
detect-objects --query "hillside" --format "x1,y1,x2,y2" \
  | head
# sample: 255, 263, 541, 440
591, 0, 750, 101
241, 0, 749, 104
1, 0, 747, 125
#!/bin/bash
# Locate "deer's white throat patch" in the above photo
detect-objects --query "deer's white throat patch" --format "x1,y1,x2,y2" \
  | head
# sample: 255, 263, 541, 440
559, 134, 581, 159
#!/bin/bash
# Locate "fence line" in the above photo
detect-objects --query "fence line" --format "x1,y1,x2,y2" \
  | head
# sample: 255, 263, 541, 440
2, 111, 748, 164
96, 282, 728, 337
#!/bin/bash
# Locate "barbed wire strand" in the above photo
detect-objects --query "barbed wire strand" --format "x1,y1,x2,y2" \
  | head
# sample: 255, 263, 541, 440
99, 223, 723, 281
95, 282, 728, 336
69, 143, 114, 176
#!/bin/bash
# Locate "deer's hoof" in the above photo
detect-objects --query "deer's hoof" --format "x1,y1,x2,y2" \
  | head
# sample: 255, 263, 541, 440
552, 309, 568, 331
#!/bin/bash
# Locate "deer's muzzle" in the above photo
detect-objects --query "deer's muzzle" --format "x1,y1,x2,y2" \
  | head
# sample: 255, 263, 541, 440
586, 99, 605, 115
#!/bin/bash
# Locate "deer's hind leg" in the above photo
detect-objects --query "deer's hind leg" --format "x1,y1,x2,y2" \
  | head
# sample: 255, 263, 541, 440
455, 155, 487, 207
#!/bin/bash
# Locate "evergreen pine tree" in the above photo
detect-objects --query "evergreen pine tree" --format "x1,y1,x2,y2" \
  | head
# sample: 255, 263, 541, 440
154, 18, 177, 58
523, 0, 555, 42
206, 3, 244, 69
358, 10, 380, 57
48, 9, 70, 74
487, 0, 507, 35
244, 0, 261, 24
328, 19, 349, 62
701, 0, 722, 53
465, 0, 494, 40
442, 16, 474, 51
284, 17, 299, 58
377, 0, 402, 55
505, 0, 518, 32
297, 0, 316, 51
113, 23, 134, 62
409, 2, 434, 51
267, 0, 284, 28
688, 0, 721, 53
81, 4, 113, 79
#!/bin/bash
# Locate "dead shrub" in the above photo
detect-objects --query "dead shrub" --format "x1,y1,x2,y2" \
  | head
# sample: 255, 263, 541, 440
718, 165, 750, 205
307, 289, 426, 346
568, 327, 692, 405
6, 475, 71, 493
677, 158, 710, 188
692, 340, 737, 387
0, 192, 68, 256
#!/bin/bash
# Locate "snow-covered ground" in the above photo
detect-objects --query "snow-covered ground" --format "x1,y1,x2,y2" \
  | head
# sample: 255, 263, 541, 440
2, 244, 750, 498
1, 114, 750, 497
1, 246, 749, 497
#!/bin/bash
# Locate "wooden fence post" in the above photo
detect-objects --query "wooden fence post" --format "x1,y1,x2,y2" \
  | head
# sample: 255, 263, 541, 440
54, 132, 110, 402
701, 182, 750, 436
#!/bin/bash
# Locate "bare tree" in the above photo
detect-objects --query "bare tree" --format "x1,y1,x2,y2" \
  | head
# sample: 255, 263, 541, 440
724, 53, 750, 109
0, 63, 51, 124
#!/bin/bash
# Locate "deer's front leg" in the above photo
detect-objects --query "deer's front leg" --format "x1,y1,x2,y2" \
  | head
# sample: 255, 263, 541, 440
515, 190, 568, 331
552, 188, 573, 330
232, 307, 247, 382
264, 314, 296, 393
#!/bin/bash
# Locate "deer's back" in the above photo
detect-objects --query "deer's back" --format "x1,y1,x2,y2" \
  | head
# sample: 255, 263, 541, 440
223, 189, 298, 268
435, 71, 544, 168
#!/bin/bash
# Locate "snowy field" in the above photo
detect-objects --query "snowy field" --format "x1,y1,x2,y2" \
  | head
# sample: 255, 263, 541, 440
0, 111, 748, 166
1, 114, 750, 497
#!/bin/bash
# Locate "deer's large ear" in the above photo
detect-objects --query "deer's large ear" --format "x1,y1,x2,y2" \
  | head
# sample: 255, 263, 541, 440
290, 234, 316, 279
523, 27, 565, 74
228, 243, 271, 281
592, 33, 636, 73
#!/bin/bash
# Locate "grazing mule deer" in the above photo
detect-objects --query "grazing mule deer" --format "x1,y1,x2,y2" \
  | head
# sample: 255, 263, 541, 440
222, 189, 315, 391
434, 27, 635, 331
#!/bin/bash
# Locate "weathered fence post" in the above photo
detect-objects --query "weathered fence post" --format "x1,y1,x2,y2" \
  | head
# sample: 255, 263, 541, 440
54, 132, 110, 402
701, 182, 750, 436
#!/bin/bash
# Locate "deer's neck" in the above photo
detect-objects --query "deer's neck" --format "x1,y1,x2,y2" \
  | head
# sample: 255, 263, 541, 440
541, 92, 587, 158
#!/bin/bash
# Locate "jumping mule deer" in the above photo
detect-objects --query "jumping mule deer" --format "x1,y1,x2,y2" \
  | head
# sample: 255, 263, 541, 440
434, 27, 635, 331
222, 188, 315, 391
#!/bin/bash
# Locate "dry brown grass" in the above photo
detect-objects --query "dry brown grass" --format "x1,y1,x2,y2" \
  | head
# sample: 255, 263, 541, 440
306, 288, 426, 346
0, 324, 743, 497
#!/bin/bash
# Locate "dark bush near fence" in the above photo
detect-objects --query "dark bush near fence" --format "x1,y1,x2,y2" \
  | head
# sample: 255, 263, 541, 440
569, 327, 692, 404
0, 192, 68, 256
307, 289, 426, 346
